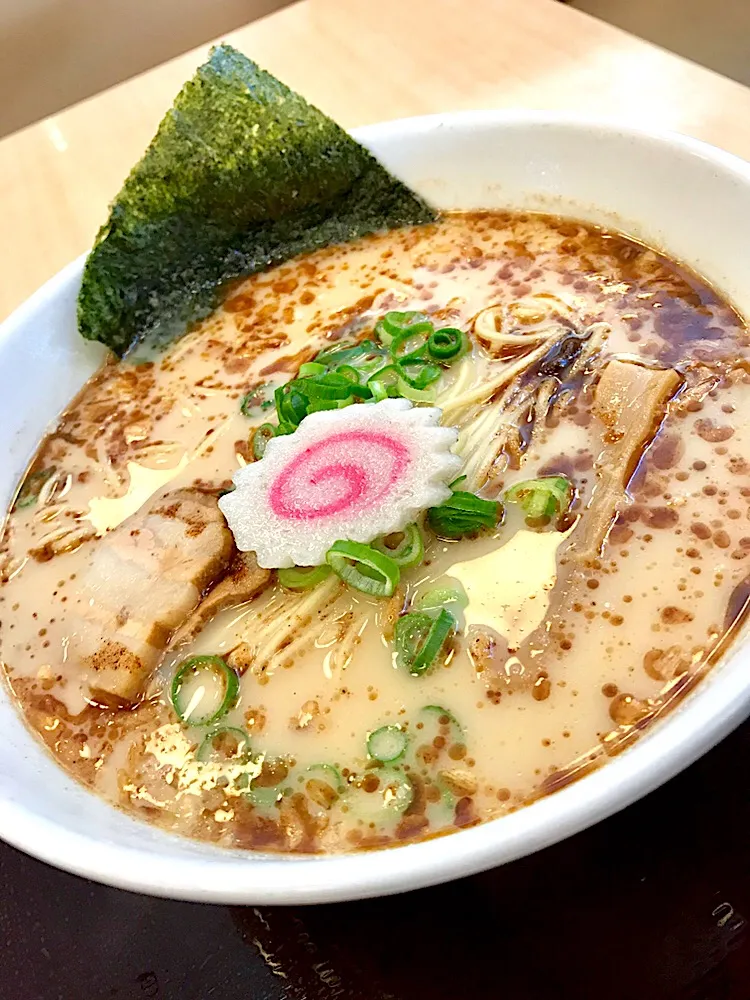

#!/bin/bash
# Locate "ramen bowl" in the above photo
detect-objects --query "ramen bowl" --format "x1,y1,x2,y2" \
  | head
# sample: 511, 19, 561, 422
2, 111, 750, 903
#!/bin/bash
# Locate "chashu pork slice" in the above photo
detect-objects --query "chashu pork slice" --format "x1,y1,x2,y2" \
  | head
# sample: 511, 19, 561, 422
71, 488, 234, 703
169, 551, 271, 648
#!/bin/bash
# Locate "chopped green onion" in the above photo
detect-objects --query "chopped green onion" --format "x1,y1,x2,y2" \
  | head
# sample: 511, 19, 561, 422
416, 580, 469, 627
326, 540, 400, 597
240, 384, 268, 417
346, 768, 414, 821
377, 769, 414, 814
416, 707, 465, 809
278, 564, 332, 590
197, 726, 252, 763
15, 467, 56, 509
368, 380, 389, 402
275, 384, 309, 429
398, 358, 442, 390
305, 764, 343, 808
298, 361, 327, 377
247, 786, 282, 810
347, 345, 391, 376
367, 364, 401, 396
396, 378, 437, 403
245, 757, 291, 808
394, 609, 455, 676
428, 327, 469, 362
170, 655, 239, 727
428, 490, 501, 539
274, 370, 374, 430
315, 339, 386, 369
505, 476, 573, 526
307, 763, 344, 787
252, 423, 276, 460
367, 725, 408, 763
375, 311, 432, 349
335, 364, 363, 384
306, 398, 351, 414
366, 359, 440, 402
391, 332, 430, 362
314, 340, 364, 364
394, 612, 432, 672
420, 704, 463, 736
295, 373, 371, 401
372, 523, 424, 569
416, 582, 469, 612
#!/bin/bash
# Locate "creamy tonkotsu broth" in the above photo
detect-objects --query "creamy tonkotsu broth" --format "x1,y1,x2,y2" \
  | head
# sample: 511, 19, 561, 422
2, 211, 750, 854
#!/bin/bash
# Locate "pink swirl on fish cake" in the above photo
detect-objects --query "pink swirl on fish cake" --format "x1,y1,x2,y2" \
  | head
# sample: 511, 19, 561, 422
269, 430, 410, 521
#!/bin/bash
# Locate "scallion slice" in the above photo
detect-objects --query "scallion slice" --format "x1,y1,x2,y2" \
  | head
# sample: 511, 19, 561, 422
416, 580, 468, 627
335, 364, 363, 384
368, 379, 389, 402
306, 398, 351, 414
314, 339, 387, 369
394, 608, 455, 676
344, 765, 414, 827
397, 379, 437, 403
375, 310, 432, 349
367, 725, 408, 763
170, 655, 239, 727
372, 523, 424, 569
326, 540, 400, 597
277, 564, 332, 590
305, 764, 344, 808
298, 361, 327, 377
252, 423, 276, 460
398, 357, 442, 389
296, 372, 371, 401
367, 364, 401, 396
427, 490, 501, 539
196, 726, 252, 763
505, 475, 573, 526
15, 467, 55, 509
420, 704, 463, 736
240, 383, 268, 416
275, 384, 309, 429
377, 769, 414, 814
245, 756, 291, 809
274, 370, 374, 430
428, 326, 469, 362
416, 583, 469, 612
391, 332, 430, 362
306, 763, 344, 788
346, 768, 414, 821
246, 786, 282, 810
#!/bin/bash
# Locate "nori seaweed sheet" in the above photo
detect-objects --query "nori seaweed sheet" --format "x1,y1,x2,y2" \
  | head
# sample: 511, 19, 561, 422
77, 44, 437, 357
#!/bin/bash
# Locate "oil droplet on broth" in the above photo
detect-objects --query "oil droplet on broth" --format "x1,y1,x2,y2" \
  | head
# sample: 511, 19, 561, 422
87, 458, 189, 532
449, 527, 572, 648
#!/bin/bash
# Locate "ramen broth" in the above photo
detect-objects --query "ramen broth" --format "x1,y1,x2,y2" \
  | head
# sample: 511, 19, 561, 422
2, 211, 750, 853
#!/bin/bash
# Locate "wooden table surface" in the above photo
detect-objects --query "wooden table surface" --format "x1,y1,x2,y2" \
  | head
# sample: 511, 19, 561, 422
3, 2, 750, 997
4, 0, 750, 324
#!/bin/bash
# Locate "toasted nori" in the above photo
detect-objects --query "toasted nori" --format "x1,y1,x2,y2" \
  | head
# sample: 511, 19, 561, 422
77, 44, 437, 358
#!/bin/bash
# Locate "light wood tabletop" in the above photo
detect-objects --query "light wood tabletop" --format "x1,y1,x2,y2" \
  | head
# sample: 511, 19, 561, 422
3, 0, 750, 323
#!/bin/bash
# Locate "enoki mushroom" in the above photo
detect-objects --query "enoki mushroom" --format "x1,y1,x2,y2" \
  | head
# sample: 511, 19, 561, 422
241, 575, 367, 678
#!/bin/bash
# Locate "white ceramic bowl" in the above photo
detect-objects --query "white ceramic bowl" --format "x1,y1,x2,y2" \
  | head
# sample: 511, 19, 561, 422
2, 111, 750, 904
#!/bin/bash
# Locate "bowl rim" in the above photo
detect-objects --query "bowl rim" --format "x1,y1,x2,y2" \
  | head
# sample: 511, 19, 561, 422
3, 108, 750, 904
